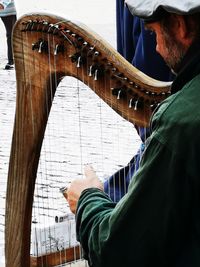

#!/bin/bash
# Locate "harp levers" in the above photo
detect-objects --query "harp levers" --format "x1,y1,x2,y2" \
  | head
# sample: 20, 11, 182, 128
5, 13, 171, 267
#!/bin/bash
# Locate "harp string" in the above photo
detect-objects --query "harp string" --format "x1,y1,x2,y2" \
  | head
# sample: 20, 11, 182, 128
46, 33, 59, 263
30, 27, 98, 264
32, 37, 137, 267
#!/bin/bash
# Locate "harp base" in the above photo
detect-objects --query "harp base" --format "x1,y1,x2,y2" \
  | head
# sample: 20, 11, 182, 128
30, 246, 82, 267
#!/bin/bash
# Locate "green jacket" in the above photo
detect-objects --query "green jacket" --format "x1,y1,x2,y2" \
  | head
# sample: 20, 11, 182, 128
76, 43, 200, 267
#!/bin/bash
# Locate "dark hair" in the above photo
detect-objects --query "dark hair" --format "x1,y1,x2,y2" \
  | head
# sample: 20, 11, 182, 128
143, 7, 170, 23
160, 12, 200, 42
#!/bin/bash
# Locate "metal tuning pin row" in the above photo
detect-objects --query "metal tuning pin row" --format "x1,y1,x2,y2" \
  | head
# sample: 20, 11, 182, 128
88, 65, 100, 81
88, 49, 101, 81
35, 20, 49, 32
68, 39, 102, 80
59, 28, 84, 47
128, 97, 143, 111
111, 87, 145, 111
47, 23, 60, 35
23, 20, 50, 32
23, 20, 36, 31
129, 99, 140, 110
32, 39, 64, 56
22, 20, 45, 32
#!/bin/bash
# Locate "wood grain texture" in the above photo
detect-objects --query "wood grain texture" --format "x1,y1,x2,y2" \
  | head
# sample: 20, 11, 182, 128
30, 246, 82, 267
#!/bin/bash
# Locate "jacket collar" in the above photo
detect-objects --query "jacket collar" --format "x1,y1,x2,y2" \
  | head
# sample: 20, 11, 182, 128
171, 42, 200, 94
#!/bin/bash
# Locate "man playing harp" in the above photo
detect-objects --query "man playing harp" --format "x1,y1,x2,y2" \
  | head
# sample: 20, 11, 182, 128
66, 1, 200, 266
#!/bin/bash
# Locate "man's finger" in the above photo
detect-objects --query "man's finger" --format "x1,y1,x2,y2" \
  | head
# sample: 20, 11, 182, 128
84, 164, 97, 179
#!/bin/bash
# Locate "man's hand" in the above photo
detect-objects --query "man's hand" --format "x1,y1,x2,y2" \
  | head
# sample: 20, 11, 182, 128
0, 4, 4, 9
66, 165, 103, 213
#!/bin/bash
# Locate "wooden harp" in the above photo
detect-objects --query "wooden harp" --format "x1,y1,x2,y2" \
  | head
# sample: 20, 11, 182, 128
5, 13, 171, 267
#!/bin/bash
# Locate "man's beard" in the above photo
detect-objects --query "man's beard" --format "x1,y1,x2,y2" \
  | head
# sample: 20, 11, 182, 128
161, 30, 187, 74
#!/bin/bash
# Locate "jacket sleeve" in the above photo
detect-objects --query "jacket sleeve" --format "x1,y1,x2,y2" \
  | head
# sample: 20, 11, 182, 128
76, 135, 191, 267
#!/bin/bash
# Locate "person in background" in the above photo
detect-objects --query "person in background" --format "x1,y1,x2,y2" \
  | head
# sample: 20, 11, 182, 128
0, 0, 16, 70
116, 0, 173, 80
104, 0, 174, 202
66, 1, 200, 266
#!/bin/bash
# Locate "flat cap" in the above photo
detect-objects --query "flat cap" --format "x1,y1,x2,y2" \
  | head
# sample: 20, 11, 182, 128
125, 0, 200, 21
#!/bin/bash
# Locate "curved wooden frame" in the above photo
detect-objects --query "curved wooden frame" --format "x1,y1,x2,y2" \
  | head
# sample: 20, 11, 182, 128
5, 13, 171, 267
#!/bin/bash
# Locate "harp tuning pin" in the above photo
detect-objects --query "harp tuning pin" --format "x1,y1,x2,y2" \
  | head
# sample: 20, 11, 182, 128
25, 20, 33, 31
83, 41, 88, 46
111, 88, 125, 98
134, 100, 138, 110
88, 65, 93, 77
77, 56, 81, 68
77, 36, 83, 42
112, 67, 117, 72
129, 98, 133, 108
52, 25, 59, 35
36, 40, 48, 53
94, 69, 98, 81
94, 51, 100, 56
43, 21, 49, 25
117, 90, 122, 100
150, 103, 154, 109
54, 44, 59, 55
54, 44, 64, 55
47, 24, 54, 33
38, 41, 43, 53
22, 20, 27, 25
150, 102, 159, 110
69, 52, 80, 63
32, 42, 38, 50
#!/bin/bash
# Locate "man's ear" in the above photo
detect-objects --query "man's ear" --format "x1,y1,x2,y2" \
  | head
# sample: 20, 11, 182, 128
173, 14, 194, 46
